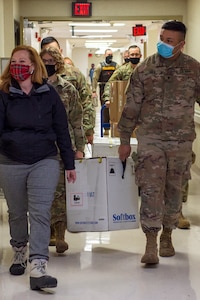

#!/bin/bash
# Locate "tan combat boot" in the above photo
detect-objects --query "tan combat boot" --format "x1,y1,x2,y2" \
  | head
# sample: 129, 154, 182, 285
159, 228, 175, 257
104, 129, 109, 136
141, 232, 159, 264
177, 212, 190, 229
49, 225, 56, 246
54, 221, 69, 254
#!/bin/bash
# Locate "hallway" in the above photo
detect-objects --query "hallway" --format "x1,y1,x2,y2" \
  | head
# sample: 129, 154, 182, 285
0, 104, 200, 299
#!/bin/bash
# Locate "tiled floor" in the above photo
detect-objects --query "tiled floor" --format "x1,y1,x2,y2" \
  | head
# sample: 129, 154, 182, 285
1, 102, 200, 299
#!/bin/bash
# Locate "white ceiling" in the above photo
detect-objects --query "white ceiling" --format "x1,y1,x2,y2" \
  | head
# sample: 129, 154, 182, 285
32, 19, 164, 52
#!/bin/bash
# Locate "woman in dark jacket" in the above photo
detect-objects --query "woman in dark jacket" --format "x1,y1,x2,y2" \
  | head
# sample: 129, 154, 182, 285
0, 45, 76, 291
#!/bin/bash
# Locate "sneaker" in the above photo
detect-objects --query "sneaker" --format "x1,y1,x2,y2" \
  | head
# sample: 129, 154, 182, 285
30, 259, 57, 290
9, 246, 27, 276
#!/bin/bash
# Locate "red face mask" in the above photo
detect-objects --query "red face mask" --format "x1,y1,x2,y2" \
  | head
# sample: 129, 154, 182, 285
10, 64, 32, 81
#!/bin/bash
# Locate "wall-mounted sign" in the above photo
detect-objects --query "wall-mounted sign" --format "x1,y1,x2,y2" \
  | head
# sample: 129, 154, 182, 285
72, 2, 92, 17
132, 25, 146, 36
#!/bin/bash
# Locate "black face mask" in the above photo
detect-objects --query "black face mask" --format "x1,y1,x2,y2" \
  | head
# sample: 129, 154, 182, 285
129, 57, 140, 65
45, 64, 56, 77
105, 55, 113, 64
124, 58, 130, 63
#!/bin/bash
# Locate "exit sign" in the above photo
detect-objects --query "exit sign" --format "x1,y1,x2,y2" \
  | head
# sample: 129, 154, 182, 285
132, 25, 146, 36
72, 2, 92, 17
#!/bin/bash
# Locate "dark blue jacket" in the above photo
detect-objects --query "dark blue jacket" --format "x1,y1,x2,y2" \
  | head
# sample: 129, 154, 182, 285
0, 80, 75, 170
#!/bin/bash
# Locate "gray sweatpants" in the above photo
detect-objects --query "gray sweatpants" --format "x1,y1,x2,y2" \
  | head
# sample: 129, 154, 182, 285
0, 158, 60, 261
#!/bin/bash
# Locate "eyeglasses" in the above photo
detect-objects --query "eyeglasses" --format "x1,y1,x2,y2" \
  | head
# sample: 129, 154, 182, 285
42, 58, 56, 65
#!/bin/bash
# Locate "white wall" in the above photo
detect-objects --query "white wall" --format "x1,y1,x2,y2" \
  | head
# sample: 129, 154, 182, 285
187, 0, 200, 169
72, 47, 89, 78
146, 24, 162, 56
186, 0, 200, 61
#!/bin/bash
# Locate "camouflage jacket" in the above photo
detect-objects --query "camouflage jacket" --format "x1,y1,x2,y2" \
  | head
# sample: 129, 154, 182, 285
51, 75, 85, 152
103, 62, 136, 102
62, 64, 95, 136
82, 83, 96, 136
118, 52, 200, 144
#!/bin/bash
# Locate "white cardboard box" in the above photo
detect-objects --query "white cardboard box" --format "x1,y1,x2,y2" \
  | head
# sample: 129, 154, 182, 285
66, 157, 139, 232
92, 137, 137, 158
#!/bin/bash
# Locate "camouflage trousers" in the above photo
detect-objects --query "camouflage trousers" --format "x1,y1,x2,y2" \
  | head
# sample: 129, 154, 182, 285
181, 151, 196, 202
182, 181, 189, 203
51, 160, 66, 225
134, 138, 193, 233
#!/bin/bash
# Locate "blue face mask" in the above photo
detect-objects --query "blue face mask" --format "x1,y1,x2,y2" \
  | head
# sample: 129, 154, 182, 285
157, 41, 175, 58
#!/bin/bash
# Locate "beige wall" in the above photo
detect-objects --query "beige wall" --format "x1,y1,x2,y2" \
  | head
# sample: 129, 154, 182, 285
18, 0, 187, 19
186, 0, 200, 61
1, 0, 200, 168
0, 0, 20, 57
186, 0, 200, 168
0, 0, 4, 57
16, 0, 188, 77
1, 0, 187, 56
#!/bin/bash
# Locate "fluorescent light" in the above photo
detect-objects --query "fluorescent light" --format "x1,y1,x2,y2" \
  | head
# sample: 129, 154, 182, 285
95, 48, 112, 54
68, 22, 111, 27
86, 40, 116, 43
113, 23, 125, 27
70, 29, 117, 33
85, 41, 115, 48
85, 42, 114, 46
94, 47, 119, 54
71, 35, 112, 39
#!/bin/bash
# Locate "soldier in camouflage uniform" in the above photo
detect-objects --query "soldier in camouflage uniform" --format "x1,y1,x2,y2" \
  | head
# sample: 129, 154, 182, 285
118, 21, 200, 265
40, 47, 85, 253
105, 45, 191, 229
103, 45, 142, 106
41, 36, 96, 145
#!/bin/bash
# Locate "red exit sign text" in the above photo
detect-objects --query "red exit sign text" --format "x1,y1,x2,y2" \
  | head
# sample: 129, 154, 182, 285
132, 25, 146, 36
72, 2, 92, 17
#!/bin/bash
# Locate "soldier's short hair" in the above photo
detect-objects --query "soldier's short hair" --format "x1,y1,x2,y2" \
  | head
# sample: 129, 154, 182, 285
128, 45, 141, 53
41, 36, 60, 50
162, 21, 187, 39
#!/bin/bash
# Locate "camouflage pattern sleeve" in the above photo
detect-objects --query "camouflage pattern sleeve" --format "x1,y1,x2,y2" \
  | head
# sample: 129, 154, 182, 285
62, 64, 89, 103
76, 74, 95, 136
117, 66, 143, 145
54, 76, 85, 153
76, 70, 90, 103
82, 83, 96, 136
67, 89, 85, 153
119, 53, 200, 144
92, 64, 102, 92
103, 81, 112, 103
103, 63, 134, 102
61, 64, 95, 137
103, 68, 122, 102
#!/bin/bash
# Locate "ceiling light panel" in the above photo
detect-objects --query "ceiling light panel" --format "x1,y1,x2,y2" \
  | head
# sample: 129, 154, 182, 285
68, 22, 111, 27
85, 40, 116, 43
113, 23, 125, 27
70, 29, 118, 33
72, 35, 112, 38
